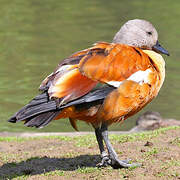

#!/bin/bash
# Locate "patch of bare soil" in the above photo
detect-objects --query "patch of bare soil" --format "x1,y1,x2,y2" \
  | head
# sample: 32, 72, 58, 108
0, 128, 179, 180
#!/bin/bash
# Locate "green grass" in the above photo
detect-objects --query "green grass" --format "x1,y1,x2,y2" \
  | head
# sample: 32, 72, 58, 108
155, 168, 180, 178
43, 170, 65, 176
0, 126, 179, 144
143, 148, 159, 158
76, 167, 100, 174
170, 137, 180, 147
110, 126, 180, 143
0, 136, 25, 142
155, 171, 166, 177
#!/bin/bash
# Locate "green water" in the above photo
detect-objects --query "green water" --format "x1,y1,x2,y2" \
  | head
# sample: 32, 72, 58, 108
0, 0, 179, 132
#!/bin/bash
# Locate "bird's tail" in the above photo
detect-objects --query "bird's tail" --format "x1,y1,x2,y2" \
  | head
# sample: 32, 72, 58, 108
8, 92, 60, 128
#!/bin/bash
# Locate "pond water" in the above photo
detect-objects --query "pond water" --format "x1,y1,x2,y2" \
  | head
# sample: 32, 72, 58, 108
0, 0, 180, 132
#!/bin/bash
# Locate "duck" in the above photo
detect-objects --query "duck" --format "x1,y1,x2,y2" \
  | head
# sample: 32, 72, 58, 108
8, 19, 169, 169
130, 111, 180, 132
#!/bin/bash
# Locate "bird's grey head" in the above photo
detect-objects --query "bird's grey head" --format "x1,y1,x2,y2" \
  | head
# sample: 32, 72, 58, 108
113, 19, 158, 48
113, 19, 169, 55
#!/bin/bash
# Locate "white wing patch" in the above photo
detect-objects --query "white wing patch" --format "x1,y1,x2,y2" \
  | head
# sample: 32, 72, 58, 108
56, 65, 72, 73
108, 81, 123, 88
108, 69, 152, 88
128, 69, 152, 84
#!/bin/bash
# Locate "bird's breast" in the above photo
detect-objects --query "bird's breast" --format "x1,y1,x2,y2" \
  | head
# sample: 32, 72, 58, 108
142, 50, 165, 93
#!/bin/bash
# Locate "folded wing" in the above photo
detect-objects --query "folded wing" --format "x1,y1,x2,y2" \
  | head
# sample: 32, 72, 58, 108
9, 42, 156, 129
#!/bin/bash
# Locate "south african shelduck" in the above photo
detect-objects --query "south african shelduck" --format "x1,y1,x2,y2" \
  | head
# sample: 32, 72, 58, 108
9, 19, 169, 168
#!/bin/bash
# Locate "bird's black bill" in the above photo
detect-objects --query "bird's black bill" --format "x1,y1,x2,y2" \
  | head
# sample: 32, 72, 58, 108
152, 41, 169, 56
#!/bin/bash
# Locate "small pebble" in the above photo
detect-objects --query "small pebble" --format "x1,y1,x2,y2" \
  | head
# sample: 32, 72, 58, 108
144, 141, 153, 146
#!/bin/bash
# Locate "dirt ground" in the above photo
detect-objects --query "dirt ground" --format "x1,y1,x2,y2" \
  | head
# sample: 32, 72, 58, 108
0, 127, 179, 180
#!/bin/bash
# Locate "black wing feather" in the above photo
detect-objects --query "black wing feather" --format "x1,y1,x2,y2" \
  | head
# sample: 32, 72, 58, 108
8, 85, 114, 128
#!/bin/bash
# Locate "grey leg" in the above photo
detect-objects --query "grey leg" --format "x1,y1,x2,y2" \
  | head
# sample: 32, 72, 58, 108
101, 123, 141, 169
95, 127, 111, 167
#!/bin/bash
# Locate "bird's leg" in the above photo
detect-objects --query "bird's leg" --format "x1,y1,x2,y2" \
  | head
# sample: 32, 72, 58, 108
95, 127, 111, 167
101, 123, 141, 169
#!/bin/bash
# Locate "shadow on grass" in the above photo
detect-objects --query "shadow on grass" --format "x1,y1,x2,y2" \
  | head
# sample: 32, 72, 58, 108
0, 155, 100, 179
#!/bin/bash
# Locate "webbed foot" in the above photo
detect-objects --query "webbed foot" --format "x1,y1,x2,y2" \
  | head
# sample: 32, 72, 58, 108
110, 158, 141, 169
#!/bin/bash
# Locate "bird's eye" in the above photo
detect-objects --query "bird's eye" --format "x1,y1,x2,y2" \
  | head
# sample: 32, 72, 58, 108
147, 31, 152, 35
